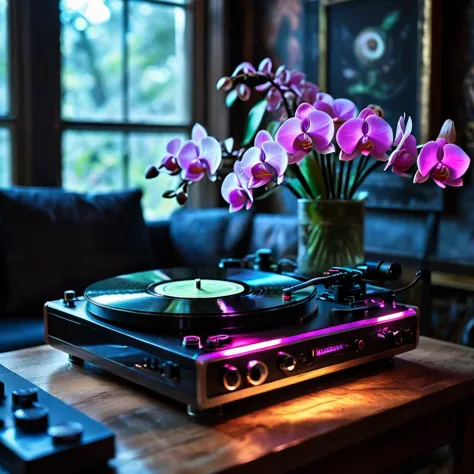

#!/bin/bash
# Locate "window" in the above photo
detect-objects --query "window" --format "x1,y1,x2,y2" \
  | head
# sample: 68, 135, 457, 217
0, 0, 11, 186
60, 0, 193, 219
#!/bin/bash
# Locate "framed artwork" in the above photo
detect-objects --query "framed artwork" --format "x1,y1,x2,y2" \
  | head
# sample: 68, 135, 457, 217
317, 0, 444, 211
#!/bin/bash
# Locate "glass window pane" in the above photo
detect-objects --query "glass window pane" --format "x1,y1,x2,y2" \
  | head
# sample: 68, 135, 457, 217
129, 3, 190, 124
0, 127, 11, 186
0, 0, 8, 116
129, 133, 183, 219
60, 0, 123, 121
62, 131, 124, 191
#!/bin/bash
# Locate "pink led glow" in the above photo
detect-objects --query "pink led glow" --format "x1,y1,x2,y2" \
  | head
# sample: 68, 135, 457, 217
221, 339, 282, 356
204, 308, 417, 360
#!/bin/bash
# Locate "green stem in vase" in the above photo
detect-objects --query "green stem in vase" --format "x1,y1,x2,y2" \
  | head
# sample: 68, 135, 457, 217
325, 154, 336, 199
337, 159, 345, 199
343, 160, 353, 199
318, 153, 330, 200
350, 160, 384, 198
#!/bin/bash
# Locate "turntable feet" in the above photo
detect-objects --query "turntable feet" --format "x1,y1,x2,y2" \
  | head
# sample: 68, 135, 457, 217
68, 355, 84, 366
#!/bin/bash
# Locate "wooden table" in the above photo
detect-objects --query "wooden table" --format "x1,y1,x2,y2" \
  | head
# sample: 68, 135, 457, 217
1, 337, 473, 474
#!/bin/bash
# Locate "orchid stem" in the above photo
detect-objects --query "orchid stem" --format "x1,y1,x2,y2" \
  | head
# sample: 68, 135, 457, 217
337, 160, 345, 199
290, 163, 314, 199
349, 156, 366, 197
318, 153, 329, 200
343, 160, 353, 199
325, 155, 335, 199
350, 161, 384, 198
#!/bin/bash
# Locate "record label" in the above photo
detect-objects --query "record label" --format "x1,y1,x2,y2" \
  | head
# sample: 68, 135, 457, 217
153, 279, 245, 299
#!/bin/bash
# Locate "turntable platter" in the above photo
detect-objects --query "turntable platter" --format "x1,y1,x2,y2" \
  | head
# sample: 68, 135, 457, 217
84, 268, 317, 333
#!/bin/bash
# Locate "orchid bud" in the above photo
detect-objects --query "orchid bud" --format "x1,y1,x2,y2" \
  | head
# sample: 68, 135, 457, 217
438, 119, 456, 144
368, 104, 384, 118
216, 76, 233, 92
163, 156, 180, 174
236, 83, 251, 101
145, 165, 159, 179
176, 191, 188, 205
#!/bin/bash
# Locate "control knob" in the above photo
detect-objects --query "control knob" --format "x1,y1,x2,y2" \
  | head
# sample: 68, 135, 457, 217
12, 388, 38, 408
221, 365, 242, 391
63, 290, 76, 307
48, 421, 84, 445
378, 328, 403, 347
278, 352, 296, 372
14, 406, 49, 433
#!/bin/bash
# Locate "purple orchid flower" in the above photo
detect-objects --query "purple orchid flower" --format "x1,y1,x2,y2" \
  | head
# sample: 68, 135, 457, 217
336, 107, 393, 161
239, 131, 288, 188
231, 61, 256, 77
300, 82, 319, 104
414, 120, 470, 188
384, 115, 417, 177
221, 161, 254, 212
159, 137, 182, 175
275, 103, 335, 163
177, 124, 222, 182
313, 92, 357, 131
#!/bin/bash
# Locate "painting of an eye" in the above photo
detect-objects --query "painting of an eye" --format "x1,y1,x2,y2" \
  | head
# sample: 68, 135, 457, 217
354, 27, 387, 64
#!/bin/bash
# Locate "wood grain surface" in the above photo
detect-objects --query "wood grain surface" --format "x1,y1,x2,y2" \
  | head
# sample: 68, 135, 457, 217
1, 337, 473, 474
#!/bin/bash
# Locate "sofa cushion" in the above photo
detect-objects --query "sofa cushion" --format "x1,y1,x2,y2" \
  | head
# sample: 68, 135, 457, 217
169, 208, 254, 266
0, 187, 154, 314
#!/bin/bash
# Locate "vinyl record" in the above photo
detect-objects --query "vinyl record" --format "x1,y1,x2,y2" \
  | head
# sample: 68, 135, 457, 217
84, 267, 317, 333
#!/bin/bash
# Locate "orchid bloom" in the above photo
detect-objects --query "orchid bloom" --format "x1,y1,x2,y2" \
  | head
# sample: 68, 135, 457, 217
159, 137, 182, 175
240, 131, 288, 188
300, 82, 319, 104
414, 120, 470, 188
231, 61, 256, 77
177, 124, 222, 182
275, 103, 335, 163
221, 161, 254, 212
336, 107, 393, 161
384, 115, 417, 177
313, 92, 357, 131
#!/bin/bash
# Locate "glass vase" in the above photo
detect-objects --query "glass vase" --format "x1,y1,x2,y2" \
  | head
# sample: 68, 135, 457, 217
297, 199, 365, 278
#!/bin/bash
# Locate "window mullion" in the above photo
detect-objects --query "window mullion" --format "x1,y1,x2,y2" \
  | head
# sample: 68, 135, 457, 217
123, 0, 130, 188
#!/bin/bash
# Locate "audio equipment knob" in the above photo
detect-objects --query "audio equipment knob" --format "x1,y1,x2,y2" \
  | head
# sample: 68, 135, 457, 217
12, 388, 38, 408
378, 329, 403, 347
355, 339, 365, 351
278, 352, 296, 372
246, 360, 268, 386
221, 365, 242, 391
182, 335, 201, 348
63, 290, 76, 307
206, 334, 231, 348
48, 421, 84, 445
14, 406, 49, 433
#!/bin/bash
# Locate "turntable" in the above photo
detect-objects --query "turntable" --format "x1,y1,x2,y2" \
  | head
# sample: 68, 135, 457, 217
44, 254, 420, 415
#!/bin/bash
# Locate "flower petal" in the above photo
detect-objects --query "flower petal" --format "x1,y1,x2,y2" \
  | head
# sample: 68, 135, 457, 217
315, 92, 334, 106
266, 87, 283, 111
445, 177, 463, 187
386, 149, 401, 169
333, 99, 357, 121
192, 123, 207, 142
295, 103, 316, 122
441, 143, 470, 179
358, 108, 376, 119
232, 61, 256, 77
318, 143, 336, 154
228, 189, 247, 212
288, 151, 308, 164
275, 117, 303, 154
166, 137, 183, 155
339, 150, 360, 161
313, 100, 334, 117
366, 115, 394, 157
394, 115, 405, 146
248, 165, 273, 188
404, 134, 418, 157
199, 136, 222, 174
240, 147, 263, 179
392, 166, 410, 177
261, 141, 288, 176
305, 110, 334, 150
254, 130, 273, 148
413, 170, 430, 184
336, 118, 364, 154
177, 140, 200, 169
418, 141, 441, 176
258, 57, 272, 74
432, 178, 446, 189
221, 172, 240, 202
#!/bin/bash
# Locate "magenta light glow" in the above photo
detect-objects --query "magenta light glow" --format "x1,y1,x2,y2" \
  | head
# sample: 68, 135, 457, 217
211, 308, 416, 359
221, 339, 282, 356
314, 343, 347, 357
